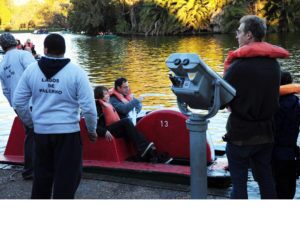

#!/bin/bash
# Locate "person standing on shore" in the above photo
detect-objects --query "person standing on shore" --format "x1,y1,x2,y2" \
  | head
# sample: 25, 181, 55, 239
0, 32, 36, 180
223, 15, 290, 199
13, 33, 97, 199
271, 71, 300, 199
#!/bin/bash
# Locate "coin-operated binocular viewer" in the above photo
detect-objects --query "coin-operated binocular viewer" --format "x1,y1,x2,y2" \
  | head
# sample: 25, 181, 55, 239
166, 53, 236, 199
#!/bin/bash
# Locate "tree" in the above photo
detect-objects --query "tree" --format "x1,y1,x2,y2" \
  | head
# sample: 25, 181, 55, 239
27, 20, 35, 29
38, 0, 71, 28
262, 0, 300, 32
126, 0, 141, 31
0, 0, 12, 29
68, 0, 115, 34
10, 0, 44, 29
138, 1, 183, 35
219, 0, 253, 33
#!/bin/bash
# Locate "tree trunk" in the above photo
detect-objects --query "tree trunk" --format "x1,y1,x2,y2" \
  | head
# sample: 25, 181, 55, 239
130, 6, 137, 31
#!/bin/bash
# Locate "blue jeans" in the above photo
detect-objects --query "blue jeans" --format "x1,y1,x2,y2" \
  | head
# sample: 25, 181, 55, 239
226, 142, 277, 199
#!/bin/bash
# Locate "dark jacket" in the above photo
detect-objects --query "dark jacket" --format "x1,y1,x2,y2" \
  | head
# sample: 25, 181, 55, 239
110, 95, 142, 119
95, 101, 107, 137
273, 94, 300, 160
224, 57, 281, 144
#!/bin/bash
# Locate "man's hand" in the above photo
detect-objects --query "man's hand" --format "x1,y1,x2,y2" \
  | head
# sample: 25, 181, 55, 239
105, 131, 114, 142
88, 132, 98, 142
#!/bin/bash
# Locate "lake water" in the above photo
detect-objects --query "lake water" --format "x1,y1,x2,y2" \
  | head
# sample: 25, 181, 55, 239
1, 32, 300, 153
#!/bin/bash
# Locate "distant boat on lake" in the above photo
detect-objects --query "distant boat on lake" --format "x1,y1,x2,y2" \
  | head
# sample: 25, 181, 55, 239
96, 33, 118, 39
33, 29, 49, 34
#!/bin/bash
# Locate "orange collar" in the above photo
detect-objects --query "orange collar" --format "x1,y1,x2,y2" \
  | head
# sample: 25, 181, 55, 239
109, 88, 132, 103
224, 42, 289, 74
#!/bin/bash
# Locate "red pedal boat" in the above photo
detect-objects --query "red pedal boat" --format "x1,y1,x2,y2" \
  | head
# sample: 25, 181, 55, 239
0, 109, 230, 184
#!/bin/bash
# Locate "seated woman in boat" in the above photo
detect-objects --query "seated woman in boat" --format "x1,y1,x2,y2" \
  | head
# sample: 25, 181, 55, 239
94, 86, 171, 163
16, 39, 23, 50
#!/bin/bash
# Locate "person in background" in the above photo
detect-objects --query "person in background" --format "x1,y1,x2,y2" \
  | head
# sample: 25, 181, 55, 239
271, 71, 300, 199
110, 77, 144, 125
223, 15, 289, 199
23, 38, 34, 52
16, 39, 23, 50
13, 34, 97, 199
95, 86, 172, 164
0, 32, 36, 180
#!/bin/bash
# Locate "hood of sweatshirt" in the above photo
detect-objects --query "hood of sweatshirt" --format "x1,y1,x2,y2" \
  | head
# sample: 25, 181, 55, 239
38, 56, 70, 80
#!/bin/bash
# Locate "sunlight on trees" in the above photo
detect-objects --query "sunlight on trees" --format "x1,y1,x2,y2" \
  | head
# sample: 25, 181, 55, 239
0, 0, 13, 30
2, 0, 300, 34
1, 0, 70, 30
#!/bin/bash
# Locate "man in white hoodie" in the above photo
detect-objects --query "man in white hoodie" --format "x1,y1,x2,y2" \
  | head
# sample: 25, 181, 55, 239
0, 32, 36, 180
13, 34, 97, 199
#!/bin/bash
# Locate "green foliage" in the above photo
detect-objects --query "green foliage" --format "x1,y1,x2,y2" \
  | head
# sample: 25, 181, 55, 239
220, 1, 249, 33
68, 0, 117, 34
4, 0, 70, 30
37, 0, 70, 28
115, 18, 131, 33
138, 1, 183, 35
0, 0, 12, 29
262, 0, 300, 32
4, 0, 300, 34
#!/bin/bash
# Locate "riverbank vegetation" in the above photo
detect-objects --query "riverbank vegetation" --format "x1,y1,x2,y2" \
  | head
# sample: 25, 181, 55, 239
0, 0, 70, 31
1, 0, 300, 35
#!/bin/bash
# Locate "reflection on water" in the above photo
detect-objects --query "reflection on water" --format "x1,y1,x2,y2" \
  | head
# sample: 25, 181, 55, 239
0, 33, 300, 152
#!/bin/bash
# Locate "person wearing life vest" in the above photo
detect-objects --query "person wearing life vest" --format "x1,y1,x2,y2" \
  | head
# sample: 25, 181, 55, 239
23, 38, 35, 51
94, 86, 173, 164
16, 39, 23, 50
110, 77, 144, 125
223, 15, 290, 199
271, 71, 300, 199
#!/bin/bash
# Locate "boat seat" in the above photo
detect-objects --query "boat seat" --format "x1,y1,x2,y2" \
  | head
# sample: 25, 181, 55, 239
4, 117, 25, 157
80, 119, 136, 163
3, 117, 136, 163
136, 109, 212, 162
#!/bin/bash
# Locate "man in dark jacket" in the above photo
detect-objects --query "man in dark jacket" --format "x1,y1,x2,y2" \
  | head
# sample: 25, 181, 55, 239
223, 15, 289, 199
272, 71, 300, 199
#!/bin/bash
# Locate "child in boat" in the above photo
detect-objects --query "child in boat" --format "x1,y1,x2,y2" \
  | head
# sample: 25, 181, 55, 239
271, 71, 300, 199
94, 86, 172, 163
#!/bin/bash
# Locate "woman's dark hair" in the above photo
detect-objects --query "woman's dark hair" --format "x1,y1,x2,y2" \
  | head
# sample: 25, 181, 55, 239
44, 33, 66, 55
281, 71, 293, 85
114, 77, 127, 89
94, 86, 108, 99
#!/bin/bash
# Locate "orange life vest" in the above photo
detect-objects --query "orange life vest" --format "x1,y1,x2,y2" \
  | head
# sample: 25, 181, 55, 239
24, 42, 34, 49
98, 99, 120, 126
280, 83, 300, 96
224, 42, 289, 73
109, 88, 133, 104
